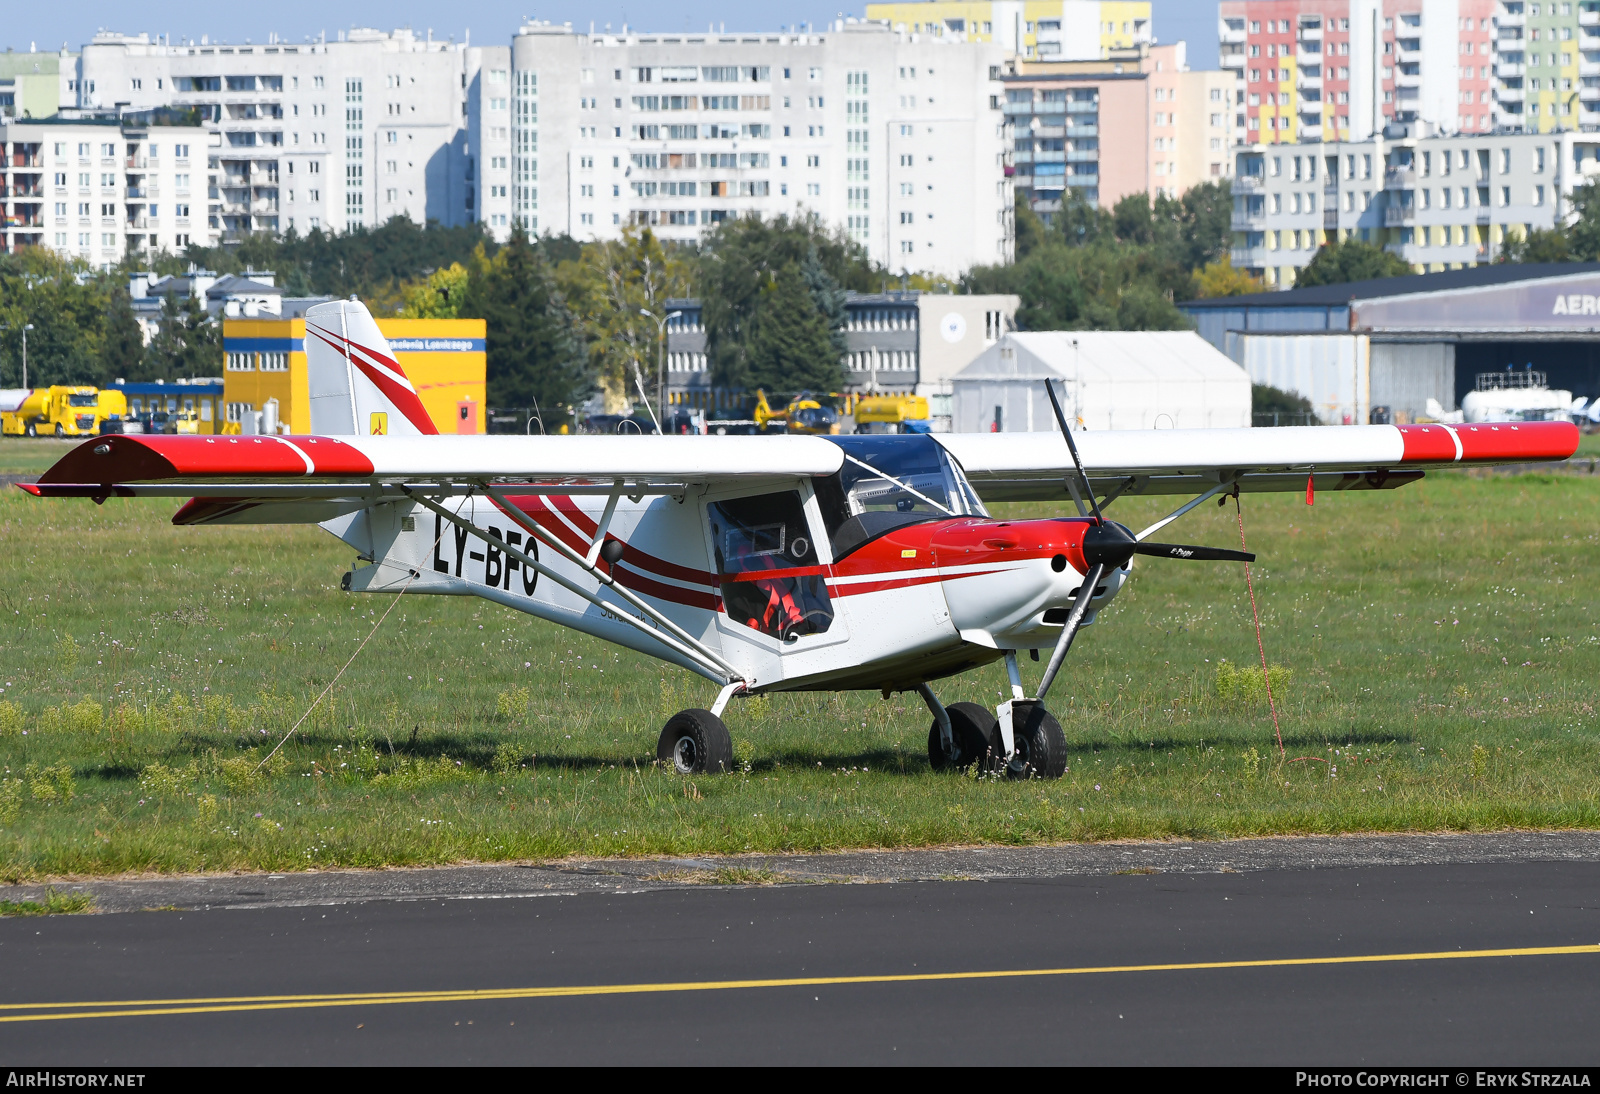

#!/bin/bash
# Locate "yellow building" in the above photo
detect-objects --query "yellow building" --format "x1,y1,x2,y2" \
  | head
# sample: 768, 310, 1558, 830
863, 1, 1150, 61
222, 318, 487, 435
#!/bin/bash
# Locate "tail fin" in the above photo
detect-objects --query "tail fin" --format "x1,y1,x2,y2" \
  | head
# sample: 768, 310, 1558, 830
304, 299, 438, 436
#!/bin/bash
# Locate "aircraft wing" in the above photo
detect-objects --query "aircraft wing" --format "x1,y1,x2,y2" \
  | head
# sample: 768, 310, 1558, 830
935, 422, 1580, 501
20, 433, 849, 524
18, 421, 1579, 522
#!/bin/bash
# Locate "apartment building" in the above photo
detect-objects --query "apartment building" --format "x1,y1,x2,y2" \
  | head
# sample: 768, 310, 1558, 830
511, 19, 1011, 274
71, 29, 507, 239
0, 49, 75, 120
1, 115, 210, 259
1495, 0, 1600, 134
863, 1, 1151, 60
1003, 43, 1235, 218
1230, 125, 1600, 285
1219, 0, 1496, 145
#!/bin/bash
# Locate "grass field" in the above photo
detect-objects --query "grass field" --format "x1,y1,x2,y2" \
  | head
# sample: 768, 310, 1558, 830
1, 436, 1598, 880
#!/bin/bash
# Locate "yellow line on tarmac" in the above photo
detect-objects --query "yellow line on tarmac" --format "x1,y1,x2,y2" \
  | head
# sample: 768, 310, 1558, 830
2, 944, 1595, 1024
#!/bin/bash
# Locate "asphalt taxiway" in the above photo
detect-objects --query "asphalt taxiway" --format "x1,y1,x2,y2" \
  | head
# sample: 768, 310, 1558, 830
2, 834, 1598, 1065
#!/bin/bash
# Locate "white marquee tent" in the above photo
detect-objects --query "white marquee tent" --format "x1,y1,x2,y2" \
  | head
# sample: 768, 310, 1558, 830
950, 331, 1252, 433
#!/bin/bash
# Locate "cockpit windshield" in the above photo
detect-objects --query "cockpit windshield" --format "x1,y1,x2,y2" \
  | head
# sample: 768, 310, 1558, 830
814, 435, 986, 560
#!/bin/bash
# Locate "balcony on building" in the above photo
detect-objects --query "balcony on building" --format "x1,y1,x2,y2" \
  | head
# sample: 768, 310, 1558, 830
1498, 61, 1527, 78
1582, 55, 1600, 76
1383, 203, 1416, 226
1582, 5, 1600, 25
1397, 41, 1423, 64
1497, 84, 1526, 101
1233, 172, 1263, 194
1298, 18, 1324, 40
1297, 69, 1322, 90
1498, 9, 1526, 29
1221, 49, 1246, 70
1300, 121, 1324, 140
1396, 69, 1423, 89
1221, 18, 1247, 45
1384, 165, 1416, 189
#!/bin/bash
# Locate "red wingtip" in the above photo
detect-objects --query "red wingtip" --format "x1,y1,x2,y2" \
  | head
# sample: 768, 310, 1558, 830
13, 482, 42, 496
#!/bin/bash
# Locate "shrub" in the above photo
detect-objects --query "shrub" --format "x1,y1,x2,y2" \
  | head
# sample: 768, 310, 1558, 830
496, 686, 531, 720
26, 763, 74, 804
1215, 661, 1292, 705
139, 763, 190, 800
0, 701, 24, 737
0, 780, 22, 825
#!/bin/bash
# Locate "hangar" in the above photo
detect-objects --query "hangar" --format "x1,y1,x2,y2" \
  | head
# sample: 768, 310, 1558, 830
1179, 263, 1600, 424
950, 331, 1250, 434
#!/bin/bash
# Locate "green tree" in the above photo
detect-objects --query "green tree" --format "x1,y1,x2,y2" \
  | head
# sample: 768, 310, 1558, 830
1568, 179, 1600, 260
1293, 238, 1414, 287
139, 294, 220, 382
459, 226, 588, 415
800, 241, 848, 358
399, 263, 470, 318
1177, 180, 1234, 270
1497, 226, 1572, 264
0, 248, 114, 387
1192, 258, 1263, 298
1253, 382, 1315, 423
747, 264, 843, 395
98, 286, 145, 383
552, 225, 692, 413
1013, 190, 1048, 259
698, 213, 874, 391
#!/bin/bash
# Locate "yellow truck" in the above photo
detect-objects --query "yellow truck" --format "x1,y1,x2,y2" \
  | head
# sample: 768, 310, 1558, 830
854, 394, 930, 434
0, 386, 127, 438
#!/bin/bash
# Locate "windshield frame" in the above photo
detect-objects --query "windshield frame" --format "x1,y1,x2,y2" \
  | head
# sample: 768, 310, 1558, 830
815, 435, 985, 561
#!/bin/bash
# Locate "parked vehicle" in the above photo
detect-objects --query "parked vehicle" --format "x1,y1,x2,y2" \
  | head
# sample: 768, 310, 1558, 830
0, 386, 126, 438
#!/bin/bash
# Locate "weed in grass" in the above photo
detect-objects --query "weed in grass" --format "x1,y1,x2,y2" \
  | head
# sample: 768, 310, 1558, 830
0, 888, 94, 916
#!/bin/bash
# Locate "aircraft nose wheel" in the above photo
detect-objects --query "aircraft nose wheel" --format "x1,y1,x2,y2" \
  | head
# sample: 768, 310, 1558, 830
927, 701, 1003, 773
657, 709, 735, 774
1004, 701, 1068, 780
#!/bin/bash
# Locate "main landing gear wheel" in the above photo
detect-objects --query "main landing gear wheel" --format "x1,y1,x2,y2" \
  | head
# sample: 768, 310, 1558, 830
927, 701, 1002, 773
657, 708, 735, 774
1005, 701, 1068, 780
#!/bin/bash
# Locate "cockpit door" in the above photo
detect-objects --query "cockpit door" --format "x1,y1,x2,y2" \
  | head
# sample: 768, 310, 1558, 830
702, 481, 850, 685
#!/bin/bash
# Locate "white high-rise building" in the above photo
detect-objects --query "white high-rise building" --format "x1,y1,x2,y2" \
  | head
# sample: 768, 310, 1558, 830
73, 29, 509, 239
510, 19, 1012, 274
1, 115, 209, 261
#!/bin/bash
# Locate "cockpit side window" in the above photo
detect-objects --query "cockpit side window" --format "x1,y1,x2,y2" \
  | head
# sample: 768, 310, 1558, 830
708, 491, 833, 642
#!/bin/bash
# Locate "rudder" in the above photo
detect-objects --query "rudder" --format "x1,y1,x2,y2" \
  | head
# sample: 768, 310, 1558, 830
304, 299, 437, 436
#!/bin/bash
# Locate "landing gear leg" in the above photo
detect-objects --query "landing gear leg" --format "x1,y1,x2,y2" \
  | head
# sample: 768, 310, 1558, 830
997, 652, 1069, 780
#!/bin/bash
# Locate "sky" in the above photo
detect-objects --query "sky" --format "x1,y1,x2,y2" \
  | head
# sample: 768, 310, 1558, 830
2, 2, 1218, 69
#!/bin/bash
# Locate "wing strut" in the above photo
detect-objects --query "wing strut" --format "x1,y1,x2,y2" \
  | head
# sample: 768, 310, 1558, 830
481, 485, 745, 682
404, 489, 742, 685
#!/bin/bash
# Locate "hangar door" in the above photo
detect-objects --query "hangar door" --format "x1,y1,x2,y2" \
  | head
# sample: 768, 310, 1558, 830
1369, 342, 1456, 420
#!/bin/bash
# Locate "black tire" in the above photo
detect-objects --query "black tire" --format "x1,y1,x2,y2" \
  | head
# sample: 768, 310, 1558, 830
24, 422, 36, 437
927, 700, 1001, 773
657, 708, 735, 774
1006, 701, 1068, 780
54, 423, 64, 438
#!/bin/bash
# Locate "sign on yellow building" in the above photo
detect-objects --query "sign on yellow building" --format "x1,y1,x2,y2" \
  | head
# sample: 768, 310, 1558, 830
222, 318, 487, 435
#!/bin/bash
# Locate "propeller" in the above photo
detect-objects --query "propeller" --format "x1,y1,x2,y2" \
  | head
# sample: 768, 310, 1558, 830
1033, 380, 1255, 703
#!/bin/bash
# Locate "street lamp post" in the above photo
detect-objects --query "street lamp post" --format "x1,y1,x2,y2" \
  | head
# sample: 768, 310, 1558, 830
3, 323, 34, 389
641, 308, 684, 431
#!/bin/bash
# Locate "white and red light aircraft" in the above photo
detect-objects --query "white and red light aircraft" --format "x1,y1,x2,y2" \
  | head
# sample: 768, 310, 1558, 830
23, 301, 1580, 778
